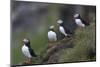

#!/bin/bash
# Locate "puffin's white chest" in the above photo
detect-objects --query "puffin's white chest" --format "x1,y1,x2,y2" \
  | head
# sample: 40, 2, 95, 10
59, 26, 67, 36
75, 19, 85, 27
48, 31, 57, 41
22, 45, 32, 58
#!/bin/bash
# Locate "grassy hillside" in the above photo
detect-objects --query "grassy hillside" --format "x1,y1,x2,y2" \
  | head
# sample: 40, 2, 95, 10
58, 17, 96, 63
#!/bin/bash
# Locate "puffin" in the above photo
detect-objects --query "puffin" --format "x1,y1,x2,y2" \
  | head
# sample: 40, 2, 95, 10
48, 25, 57, 42
57, 19, 72, 38
74, 14, 89, 27
22, 38, 37, 63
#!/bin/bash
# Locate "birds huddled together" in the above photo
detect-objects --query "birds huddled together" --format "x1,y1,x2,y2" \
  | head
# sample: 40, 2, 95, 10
48, 13, 89, 42
21, 13, 89, 64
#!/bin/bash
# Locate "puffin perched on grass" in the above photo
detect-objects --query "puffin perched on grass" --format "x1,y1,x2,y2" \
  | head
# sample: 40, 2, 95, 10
74, 14, 89, 27
22, 38, 37, 64
57, 19, 72, 39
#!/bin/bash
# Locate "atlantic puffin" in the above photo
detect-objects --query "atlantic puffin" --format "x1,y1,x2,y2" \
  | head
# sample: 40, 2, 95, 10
57, 19, 72, 38
74, 14, 89, 27
48, 25, 57, 42
22, 38, 37, 63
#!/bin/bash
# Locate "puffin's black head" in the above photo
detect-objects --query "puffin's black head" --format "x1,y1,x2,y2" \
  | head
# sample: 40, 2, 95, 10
23, 38, 30, 46
74, 14, 81, 19
57, 19, 63, 26
49, 25, 55, 31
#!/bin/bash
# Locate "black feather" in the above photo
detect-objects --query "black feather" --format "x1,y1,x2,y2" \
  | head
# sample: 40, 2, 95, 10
25, 42, 31, 48
60, 23, 73, 34
77, 14, 90, 26
24, 41, 37, 57
29, 48, 37, 57
80, 17, 90, 26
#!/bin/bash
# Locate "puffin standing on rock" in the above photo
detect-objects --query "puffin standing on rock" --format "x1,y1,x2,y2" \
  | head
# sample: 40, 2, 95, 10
74, 14, 89, 27
48, 25, 57, 42
48, 25, 57, 48
22, 38, 37, 64
57, 19, 72, 39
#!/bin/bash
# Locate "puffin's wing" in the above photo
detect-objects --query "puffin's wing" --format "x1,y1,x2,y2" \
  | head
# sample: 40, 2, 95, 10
63, 26, 73, 34
80, 17, 89, 26
29, 48, 37, 57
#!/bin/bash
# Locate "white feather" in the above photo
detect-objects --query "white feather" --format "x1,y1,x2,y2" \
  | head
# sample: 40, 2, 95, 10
75, 19, 85, 27
22, 45, 32, 58
59, 26, 67, 36
48, 31, 57, 41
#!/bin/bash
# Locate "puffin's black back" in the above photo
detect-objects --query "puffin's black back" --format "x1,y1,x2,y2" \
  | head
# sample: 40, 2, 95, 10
25, 42, 37, 57
80, 17, 90, 26
28, 48, 37, 57
77, 15, 90, 26
60, 23, 73, 34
